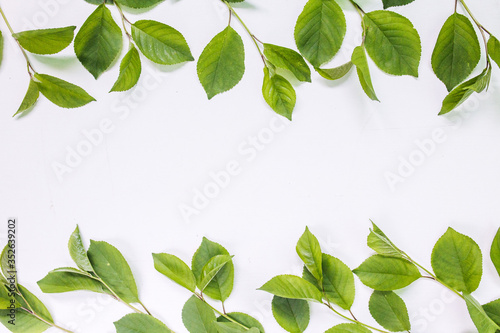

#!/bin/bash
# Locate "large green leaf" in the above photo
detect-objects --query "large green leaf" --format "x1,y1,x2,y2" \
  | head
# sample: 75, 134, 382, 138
315, 62, 353, 81
439, 67, 491, 115
363, 10, 421, 77
262, 67, 296, 120
272, 296, 309, 333
367, 222, 403, 258
197, 27, 245, 99
294, 0, 346, 67
483, 299, 500, 326
191, 238, 234, 301
182, 296, 217, 333
488, 36, 500, 68
68, 225, 94, 272
431, 13, 481, 91
34, 74, 95, 109
259, 275, 323, 302
296, 227, 323, 284
87, 240, 139, 303
321, 254, 355, 310
132, 20, 193, 65
114, 313, 173, 333
74, 4, 122, 79
263, 44, 311, 82
217, 313, 265, 332
431, 228, 483, 293
491, 228, 500, 278
111, 45, 142, 92
369, 291, 411, 332
382, 0, 415, 8
353, 255, 421, 291
351, 46, 378, 101
13, 27, 75, 55
115, 0, 164, 9
153, 253, 196, 292
37, 268, 108, 294
14, 79, 39, 117
325, 323, 372, 333
464, 294, 500, 333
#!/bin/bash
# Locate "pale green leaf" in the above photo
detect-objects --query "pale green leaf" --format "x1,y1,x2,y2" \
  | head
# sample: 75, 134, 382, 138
18, 285, 53, 324
294, 0, 346, 67
1, 245, 16, 286
115, 0, 164, 9
0, 284, 13, 309
114, 313, 173, 333
272, 296, 309, 333
464, 294, 500, 333
382, 0, 415, 9
37, 268, 109, 294
199, 255, 233, 292
14, 79, 39, 117
488, 36, 500, 68
182, 296, 217, 333
369, 291, 411, 332
259, 275, 323, 302
263, 44, 311, 82
296, 227, 323, 283
368, 221, 403, 258
0, 308, 50, 333
68, 225, 94, 272
321, 254, 355, 310
325, 323, 372, 333
262, 67, 296, 120
153, 253, 196, 292
35, 74, 96, 109
111, 45, 142, 92
491, 228, 500, 278
217, 313, 265, 332
351, 46, 378, 101
13, 26, 75, 55
315, 62, 353, 80
363, 10, 421, 77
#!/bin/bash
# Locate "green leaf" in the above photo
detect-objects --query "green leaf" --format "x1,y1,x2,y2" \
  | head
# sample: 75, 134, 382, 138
262, 67, 296, 120
14, 79, 39, 117
353, 255, 421, 291
294, 0, 346, 67
213, 322, 259, 333
87, 240, 139, 304
68, 225, 94, 272
1, 245, 16, 285
111, 45, 142, 92
431, 13, 481, 91
491, 228, 500, 278
18, 285, 53, 324
153, 253, 196, 292
369, 291, 411, 332
464, 294, 500, 333
34, 74, 96, 109
114, 313, 173, 333
363, 10, 421, 77
368, 221, 403, 258
115, 0, 164, 9
272, 296, 309, 333
439, 67, 492, 115
74, 4, 122, 79
199, 255, 233, 292
325, 323, 372, 333
488, 36, 500, 68
0, 308, 51, 333
382, 0, 415, 9
13, 26, 76, 55
263, 44, 311, 82
37, 268, 108, 294
351, 46, 378, 101
321, 254, 355, 310
191, 238, 234, 301
0, 284, 13, 309
217, 313, 265, 333
296, 227, 323, 283
182, 296, 217, 333
431, 227, 483, 293
483, 299, 500, 326
315, 62, 353, 80
259, 275, 323, 302
131, 20, 193, 65
197, 27, 245, 99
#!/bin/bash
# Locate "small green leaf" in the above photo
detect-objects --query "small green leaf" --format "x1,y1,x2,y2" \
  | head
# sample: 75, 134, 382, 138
131, 20, 193, 65
315, 62, 353, 81
464, 294, 500, 333
74, 4, 122, 79
382, 0, 415, 9
115, 313, 173, 333
296, 227, 323, 283
13, 26, 76, 55
191, 238, 234, 301
368, 221, 403, 258
272, 296, 309, 333
87, 240, 139, 304
491, 228, 500, 278
363, 10, 421, 77
369, 291, 411, 332
115, 0, 164, 9
14, 79, 39, 117
34, 74, 96, 109
263, 44, 311, 82
217, 313, 265, 333
259, 275, 323, 302
294, 0, 346, 67
197, 27, 245, 99
439, 67, 492, 115
483, 299, 500, 326
153, 253, 196, 292
325, 323, 372, 333
353, 255, 421, 291
199, 255, 233, 292
111, 45, 142, 92
432, 13, 481, 91
182, 296, 217, 333
37, 268, 108, 294
488, 36, 500, 68
262, 67, 296, 120
351, 46, 378, 101
431, 227, 483, 293
68, 225, 94, 272
321, 254, 355, 310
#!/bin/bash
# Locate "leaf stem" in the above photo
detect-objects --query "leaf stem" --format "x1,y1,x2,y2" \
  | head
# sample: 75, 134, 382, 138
323, 302, 390, 333
194, 292, 250, 330
348, 0, 367, 44
114, 2, 133, 41
21, 307, 74, 333
458, 0, 491, 67
139, 300, 152, 316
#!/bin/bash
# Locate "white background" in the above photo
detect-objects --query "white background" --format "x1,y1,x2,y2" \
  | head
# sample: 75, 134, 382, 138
1, 0, 500, 332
